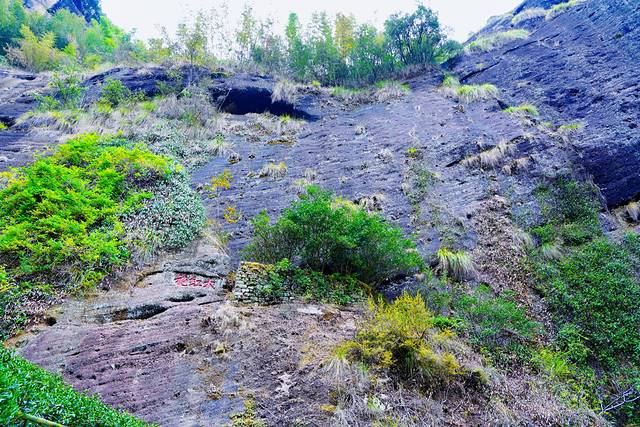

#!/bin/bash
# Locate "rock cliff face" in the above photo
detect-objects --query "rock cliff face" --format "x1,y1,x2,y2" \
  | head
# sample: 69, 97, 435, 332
449, 0, 640, 207
24, 0, 101, 22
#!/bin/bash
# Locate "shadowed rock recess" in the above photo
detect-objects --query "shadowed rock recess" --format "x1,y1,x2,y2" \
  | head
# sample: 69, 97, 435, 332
2, 0, 640, 426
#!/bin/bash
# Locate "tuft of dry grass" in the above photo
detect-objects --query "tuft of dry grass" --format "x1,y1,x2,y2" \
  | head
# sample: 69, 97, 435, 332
626, 201, 639, 222
547, 0, 584, 19
437, 248, 476, 281
258, 161, 287, 179
272, 79, 299, 104
511, 8, 546, 25
441, 75, 499, 102
464, 30, 530, 53
540, 242, 563, 260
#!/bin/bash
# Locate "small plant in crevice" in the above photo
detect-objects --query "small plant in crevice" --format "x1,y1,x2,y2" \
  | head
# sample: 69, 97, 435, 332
258, 161, 287, 179
99, 78, 143, 108
36, 68, 84, 111
503, 104, 540, 117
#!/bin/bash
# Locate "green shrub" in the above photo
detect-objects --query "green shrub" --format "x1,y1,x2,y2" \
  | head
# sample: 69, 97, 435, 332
541, 237, 640, 369
0, 134, 203, 338
36, 68, 84, 111
335, 293, 468, 385
244, 186, 423, 286
99, 79, 139, 108
0, 347, 150, 426
454, 285, 540, 363
6, 25, 71, 71
254, 258, 364, 305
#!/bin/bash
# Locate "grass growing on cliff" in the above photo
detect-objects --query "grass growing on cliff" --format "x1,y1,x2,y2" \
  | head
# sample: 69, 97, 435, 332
504, 104, 540, 117
440, 75, 499, 102
0, 134, 204, 338
511, 8, 547, 25
244, 186, 423, 286
0, 347, 150, 426
464, 30, 530, 53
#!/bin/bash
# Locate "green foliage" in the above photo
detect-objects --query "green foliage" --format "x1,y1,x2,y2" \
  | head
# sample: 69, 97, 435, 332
257, 258, 364, 305
36, 68, 84, 111
0, 134, 203, 338
1, 0, 143, 70
0, 347, 150, 426
244, 186, 423, 286
335, 293, 473, 386
454, 285, 540, 363
541, 237, 640, 369
6, 25, 71, 71
533, 179, 640, 420
503, 104, 540, 116
99, 78, 140, 108
441, 76, 499, 102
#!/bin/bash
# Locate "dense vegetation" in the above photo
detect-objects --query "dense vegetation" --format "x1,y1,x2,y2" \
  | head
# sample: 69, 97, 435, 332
0, 134, 204, 339
334, 293, 482, 388
244, 186, 423, 286
0, 347, 150, 426
533, 179, 640, 422
0, 0, 146, 70
1, 0, 460, 86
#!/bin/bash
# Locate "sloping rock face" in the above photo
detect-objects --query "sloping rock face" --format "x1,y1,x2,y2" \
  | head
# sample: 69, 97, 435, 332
449, 0, 640, 207
14, 237, 360, 426
25, 0, 101, 22
194, 68, 578, 267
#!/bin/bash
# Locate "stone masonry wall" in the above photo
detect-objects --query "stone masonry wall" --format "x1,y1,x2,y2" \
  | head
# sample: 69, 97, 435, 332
233, 261, 295, 304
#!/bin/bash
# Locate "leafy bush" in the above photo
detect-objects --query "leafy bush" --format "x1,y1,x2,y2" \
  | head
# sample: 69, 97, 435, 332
541, 236, 640, 369
454, 285, 540, 363
0, 134, 204, 338
0, 347, 150, 426
6, 25, 71, 71
1, 0, 143, 70
99, 79, 137, 108
36, 68, 84, 111
334, 293, 480, 387
244, 186, 423, 285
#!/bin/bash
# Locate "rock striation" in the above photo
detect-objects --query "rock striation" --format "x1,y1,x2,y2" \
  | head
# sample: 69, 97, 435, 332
449, 0, 640, 207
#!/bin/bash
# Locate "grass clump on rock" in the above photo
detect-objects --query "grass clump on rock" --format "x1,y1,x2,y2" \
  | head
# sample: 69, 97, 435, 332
441, 75, 498, 102
244, 185, 423, 286
503, 104, 540, 117
464, 30, 530, 53
0, 347, 150, 426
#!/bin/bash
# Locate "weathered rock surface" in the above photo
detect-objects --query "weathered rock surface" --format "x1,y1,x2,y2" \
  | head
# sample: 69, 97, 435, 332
14, 240, 360, 426
449, 0, 640, 207
81, 67, 322, 120
24, 0, 101, 22
194, 68, 577, 266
